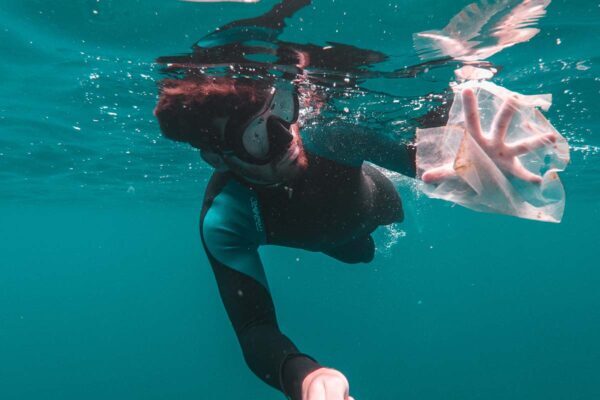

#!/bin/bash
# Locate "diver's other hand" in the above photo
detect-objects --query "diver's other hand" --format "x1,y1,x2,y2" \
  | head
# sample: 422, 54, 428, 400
301, 367, 355, 400
421, 88, 557, 184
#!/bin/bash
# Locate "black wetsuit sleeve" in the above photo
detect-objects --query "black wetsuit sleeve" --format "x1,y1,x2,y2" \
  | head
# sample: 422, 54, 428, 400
355, 100, 452, 177
200, 175, 322, 399
302, 100, 452, 178
201, 248, 321, 399
302, 124, 417, 177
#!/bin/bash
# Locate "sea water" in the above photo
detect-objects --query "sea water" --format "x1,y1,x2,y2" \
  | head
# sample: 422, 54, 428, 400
1, 1, 598, 399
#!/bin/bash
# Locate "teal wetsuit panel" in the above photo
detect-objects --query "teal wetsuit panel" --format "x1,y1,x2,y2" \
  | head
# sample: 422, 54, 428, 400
202, 179, 269, 289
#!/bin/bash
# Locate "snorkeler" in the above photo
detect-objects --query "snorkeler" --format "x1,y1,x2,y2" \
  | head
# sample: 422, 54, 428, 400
154, 77, 554, 400
153, 1, 561, 399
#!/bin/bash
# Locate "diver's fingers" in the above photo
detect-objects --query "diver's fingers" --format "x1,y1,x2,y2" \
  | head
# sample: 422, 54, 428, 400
421, 165, 455, 183
510, 161, 543, 184
325, 383, 347, 400
508, 132, 557, 156
348, 397, 355, 400
462, 88, 484, 143
491, 97, 517, 144
306, 381, 327, 400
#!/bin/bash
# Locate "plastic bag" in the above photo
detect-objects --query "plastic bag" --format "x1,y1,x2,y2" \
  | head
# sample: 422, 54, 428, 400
416, 80, 570, 223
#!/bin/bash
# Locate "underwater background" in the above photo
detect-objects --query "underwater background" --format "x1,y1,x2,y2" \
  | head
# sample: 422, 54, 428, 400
1, 0, 599, 399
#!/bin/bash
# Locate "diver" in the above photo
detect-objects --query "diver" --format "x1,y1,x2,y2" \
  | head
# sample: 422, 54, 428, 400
155, 74, 410, 400
154, 75, 551, 400
153, 1, 557, 399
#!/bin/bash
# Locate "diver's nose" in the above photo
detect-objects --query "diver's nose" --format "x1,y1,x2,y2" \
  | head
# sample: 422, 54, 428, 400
267, 116, 294, 149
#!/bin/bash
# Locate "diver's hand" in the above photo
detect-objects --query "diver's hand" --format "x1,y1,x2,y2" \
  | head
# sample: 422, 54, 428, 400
421, 88, 557, 184
301, 367, 355, 400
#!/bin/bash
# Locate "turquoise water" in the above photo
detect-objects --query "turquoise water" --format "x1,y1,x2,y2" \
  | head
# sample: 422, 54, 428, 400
1, 1, 599, 399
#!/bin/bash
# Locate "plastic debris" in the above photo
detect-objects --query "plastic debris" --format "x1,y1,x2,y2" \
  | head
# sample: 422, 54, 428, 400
416, 80, 570, 223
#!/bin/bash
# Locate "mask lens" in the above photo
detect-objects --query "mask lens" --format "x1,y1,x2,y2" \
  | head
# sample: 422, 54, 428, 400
270, 89, 299, 123
222, 87, 298, 165
241, 116, 270, 160
267, 116, 293, 154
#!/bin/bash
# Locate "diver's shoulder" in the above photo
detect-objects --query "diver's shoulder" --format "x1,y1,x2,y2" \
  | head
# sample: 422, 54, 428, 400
201, 172, 266, 244
202, 173, 250, 216
202, 171, 234, 205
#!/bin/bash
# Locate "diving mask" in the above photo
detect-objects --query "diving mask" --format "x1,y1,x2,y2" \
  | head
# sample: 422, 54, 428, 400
220, 87, 299, 165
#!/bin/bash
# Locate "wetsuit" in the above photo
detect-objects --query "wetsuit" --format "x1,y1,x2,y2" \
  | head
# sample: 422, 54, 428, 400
200, 125, 416, 400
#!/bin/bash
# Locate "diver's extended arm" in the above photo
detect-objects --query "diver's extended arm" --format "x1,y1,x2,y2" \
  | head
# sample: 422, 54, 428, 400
301, 123, 417, 177
199, 173, 322, 399
310, 88, 555, 185
352, 99, 453, 176
201, 243, 321, 399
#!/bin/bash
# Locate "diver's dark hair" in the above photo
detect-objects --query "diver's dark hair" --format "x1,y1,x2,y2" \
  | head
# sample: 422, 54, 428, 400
154, 76, 271, 150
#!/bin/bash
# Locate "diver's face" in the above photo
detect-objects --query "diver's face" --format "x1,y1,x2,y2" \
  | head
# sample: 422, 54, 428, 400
202, 112, 308, 185
205, 87, 308, 185
221, 124, 307, 185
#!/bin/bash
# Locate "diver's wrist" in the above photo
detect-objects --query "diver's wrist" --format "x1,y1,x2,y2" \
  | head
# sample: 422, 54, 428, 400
279, 353, 322, 400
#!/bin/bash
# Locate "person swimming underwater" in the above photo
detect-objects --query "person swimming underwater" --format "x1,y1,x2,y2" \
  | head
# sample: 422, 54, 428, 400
153, 73, 551, 400
152, 1, 557, 399
154, 75, 410, 400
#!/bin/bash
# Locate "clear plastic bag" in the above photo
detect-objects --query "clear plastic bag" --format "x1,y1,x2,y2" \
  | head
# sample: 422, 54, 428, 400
416, 80, 570, 223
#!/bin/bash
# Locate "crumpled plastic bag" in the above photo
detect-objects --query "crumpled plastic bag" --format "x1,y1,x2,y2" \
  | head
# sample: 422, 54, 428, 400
416, 80, 570, 223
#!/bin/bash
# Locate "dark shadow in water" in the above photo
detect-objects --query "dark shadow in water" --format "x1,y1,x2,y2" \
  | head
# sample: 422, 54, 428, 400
154, 0, 493, 136
154, 0, 470, 86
